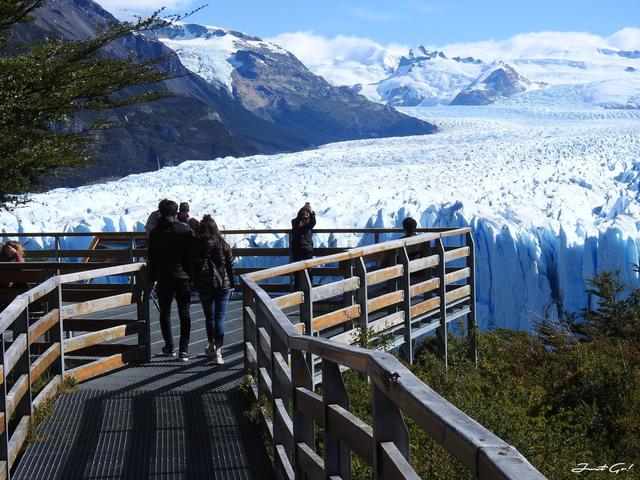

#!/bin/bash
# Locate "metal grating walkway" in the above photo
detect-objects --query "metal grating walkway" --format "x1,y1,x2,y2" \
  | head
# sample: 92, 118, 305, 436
14, 300, 274, 479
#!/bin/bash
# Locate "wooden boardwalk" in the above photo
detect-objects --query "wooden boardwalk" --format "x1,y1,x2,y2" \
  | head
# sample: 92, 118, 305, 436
13, 298, 274, 480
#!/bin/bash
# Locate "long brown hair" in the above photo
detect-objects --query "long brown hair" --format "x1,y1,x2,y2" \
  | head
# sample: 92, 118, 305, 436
3, 241, 25, 258
198, 215, 230, 252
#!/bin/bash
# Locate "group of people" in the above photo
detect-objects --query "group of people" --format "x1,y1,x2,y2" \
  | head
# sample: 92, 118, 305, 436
146, 199, 234, 363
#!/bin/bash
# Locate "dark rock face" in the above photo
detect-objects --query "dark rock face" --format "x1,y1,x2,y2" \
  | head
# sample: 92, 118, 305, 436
450, 63, 531, 106
12, 1, 436, 188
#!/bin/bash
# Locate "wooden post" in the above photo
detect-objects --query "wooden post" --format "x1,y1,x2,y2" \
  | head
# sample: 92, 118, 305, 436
51, 283, 65, 377
436, 238, 448, 368
135, 269, 151, 362
355, 258, 369, 348
322, 360, 351, 479
340, 259, 355, 332
270, 321, 283, 461
372, 383, 410, 479
242, 282, 256, 375
255, 298, 269, 400
55, 236, 62, 265
466, 231, 478, 367
291, 349, 314, 479
298, 270, 314, 379
14, 307, 33, 419
399, 247, 413, 364
0, 332, 10, 480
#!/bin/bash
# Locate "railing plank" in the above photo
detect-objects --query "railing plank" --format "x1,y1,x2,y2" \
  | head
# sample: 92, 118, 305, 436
445, 285, 471, 305
445, 267, 471, 285
444, 246, 470, 262
295, 387, 324, 426
61, 293, 133, 318
327, 405, 374, 465
7, 416, 29, 468
409, 278, 439, 297
378, 442, 420, 480
296, 443, 325, 480
66, 349, 144, 382
312, 305, 361, 331
410, 296, 440, 318
331, 311, 404, 346
64, 323, 143, 353
3, 334, 27, 376
275, 291, 304, 309
28, 309, 60, 344
312, 277, 360, 302
6, 374, 29, 419
30, 343, 61, 385
367, 290, 404, 314
408, 254, 439, 273
366, 265, 403, 286
32, 375, 62, 410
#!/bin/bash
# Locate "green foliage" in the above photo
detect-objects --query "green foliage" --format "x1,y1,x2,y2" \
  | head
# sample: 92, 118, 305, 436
0, 0, 176, 203
340, 271, 640, 479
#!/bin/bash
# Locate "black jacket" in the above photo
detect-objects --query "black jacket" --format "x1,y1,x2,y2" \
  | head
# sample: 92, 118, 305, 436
147, 216, 194, 281
291, 213, 316, 260
193, 236, 234, 292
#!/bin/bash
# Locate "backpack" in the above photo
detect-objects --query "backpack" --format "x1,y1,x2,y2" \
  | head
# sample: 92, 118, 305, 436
200, 248, 224, 289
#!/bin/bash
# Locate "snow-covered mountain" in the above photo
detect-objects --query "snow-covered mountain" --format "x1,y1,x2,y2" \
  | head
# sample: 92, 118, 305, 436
274, 32, 640, 109
3, 106, 640, 331
152, 23, 435, 144
450, 63, 541, 106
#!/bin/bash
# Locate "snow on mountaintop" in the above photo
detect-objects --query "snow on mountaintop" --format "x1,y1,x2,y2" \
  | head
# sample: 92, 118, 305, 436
2, 106, 640, 330
271, 29, 640, 108
156, 22, 288, 92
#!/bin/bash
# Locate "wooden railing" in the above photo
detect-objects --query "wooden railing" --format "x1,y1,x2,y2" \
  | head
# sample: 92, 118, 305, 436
1, 228, 469, 294
241, 229, 546, 479
0, 263, 149, 479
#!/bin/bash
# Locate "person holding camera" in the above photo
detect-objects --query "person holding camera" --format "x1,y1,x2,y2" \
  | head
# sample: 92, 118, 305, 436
290, 202, 316, 262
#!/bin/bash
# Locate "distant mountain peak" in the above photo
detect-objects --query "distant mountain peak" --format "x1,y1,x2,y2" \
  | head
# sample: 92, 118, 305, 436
450, 63, 535, 106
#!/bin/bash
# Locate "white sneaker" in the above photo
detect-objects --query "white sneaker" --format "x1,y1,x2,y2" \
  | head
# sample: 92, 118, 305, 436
215, 348, 224, 365
205, 343, 216, 358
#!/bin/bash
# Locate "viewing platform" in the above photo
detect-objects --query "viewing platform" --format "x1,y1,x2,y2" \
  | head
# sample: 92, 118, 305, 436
0, 228, 546, 479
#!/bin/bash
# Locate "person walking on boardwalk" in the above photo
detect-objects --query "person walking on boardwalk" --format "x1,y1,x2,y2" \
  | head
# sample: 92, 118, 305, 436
147, 200, 194, 361
290, 202, 316, 261
192, 215, 234, 364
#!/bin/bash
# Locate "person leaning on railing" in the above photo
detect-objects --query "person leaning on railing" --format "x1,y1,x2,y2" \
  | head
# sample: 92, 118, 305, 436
0, 241, 26, 288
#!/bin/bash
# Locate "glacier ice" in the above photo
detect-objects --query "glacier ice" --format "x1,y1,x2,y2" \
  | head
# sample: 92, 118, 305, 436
2, 106, 640, 331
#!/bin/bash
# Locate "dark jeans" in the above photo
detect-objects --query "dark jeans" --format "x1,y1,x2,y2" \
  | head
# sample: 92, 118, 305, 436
199, 288, 231, 347
157, 277, 191, 353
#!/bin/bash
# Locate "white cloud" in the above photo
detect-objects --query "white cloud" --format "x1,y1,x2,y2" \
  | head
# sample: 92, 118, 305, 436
95, 0, 195, 19
269, 28, 640, 74
267, 31, 407, 69
608, 27, 640, 51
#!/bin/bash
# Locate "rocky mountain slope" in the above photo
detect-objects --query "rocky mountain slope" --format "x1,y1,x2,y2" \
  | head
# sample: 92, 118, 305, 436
154, 23, 436, 145
11, 0, 435, 187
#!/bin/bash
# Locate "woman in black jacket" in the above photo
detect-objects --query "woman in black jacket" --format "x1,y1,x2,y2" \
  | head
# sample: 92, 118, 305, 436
193, 215, 234, 364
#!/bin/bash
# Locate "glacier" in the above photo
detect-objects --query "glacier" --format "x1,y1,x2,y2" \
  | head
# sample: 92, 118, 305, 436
1, 106, 640, 331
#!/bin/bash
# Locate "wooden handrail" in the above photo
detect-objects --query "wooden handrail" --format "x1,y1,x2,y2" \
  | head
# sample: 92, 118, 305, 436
241, 229, 546, 479
0, 261, 149, 478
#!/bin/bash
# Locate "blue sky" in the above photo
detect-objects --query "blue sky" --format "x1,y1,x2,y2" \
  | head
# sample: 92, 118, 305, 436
102, 0, 640, 46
